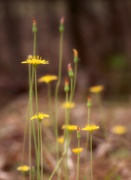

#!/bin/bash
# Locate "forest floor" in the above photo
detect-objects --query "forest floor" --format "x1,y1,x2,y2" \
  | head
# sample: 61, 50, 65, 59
0, 92, 131, 180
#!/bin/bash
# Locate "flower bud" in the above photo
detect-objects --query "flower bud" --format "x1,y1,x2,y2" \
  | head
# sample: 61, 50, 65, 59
64, 78, 69, 92
59, 17, 64, 33
68, 63, 74, 77
77, 127, 81, 139
73, 49, 79, 63
87, 96, 92, 108
32, 19, 37, 33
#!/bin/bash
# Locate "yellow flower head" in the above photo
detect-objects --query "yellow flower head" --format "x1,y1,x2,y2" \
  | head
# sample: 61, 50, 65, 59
62, 125, 78, 131
30, 112, 49, 122
57, 136, 64, 144
82, 124, 99, 132
89, 85, 104, 93
72, 148, 83, 154
62, 102, 75, 109
38, 74, 58, 83
111, 125, 127, 135
17, 165, 30, 172
21, 55, 49, 66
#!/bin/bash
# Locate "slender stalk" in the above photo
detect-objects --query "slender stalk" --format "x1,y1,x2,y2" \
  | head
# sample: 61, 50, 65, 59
29, 20, 37, 180
34, 67, 41, 180
87, 107, 91, 125
84, 97, 92, 179
64, 91, 69, 137
54, 19, 64, 161
31, 67, 38, 157
40, 124, 43, 180
49, 135, 71, 180
90, 133, 93, 180
69, 77, 74, 102
47, 83, 53, 121
32, 21, 38, 157
33, 30, 37, 56
76, 138, 80, 180
21, 99, 30, 180
34, 67, 39, 113
22, 19, 38, 180
64, 92, 69, 180
29, 116, 32, 180
64, 77, 73, 131
37, 123, 41, 180
28, 64, 34, 180
48, 153, 65, 180
72, 62, 78, 99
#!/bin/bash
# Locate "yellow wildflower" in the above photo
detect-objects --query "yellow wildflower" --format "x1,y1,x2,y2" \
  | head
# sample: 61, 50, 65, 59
30, 112, 49, 122
17, 165, 30, 172
72, 148, 83, 154
62, 102, 75, 109
21, 55, 49, 66
111, 125, 127, 135
57, 136, 64, 144
82, 124, 99, 132
62, 125, 78, 131
89, 85, 104, 93
38, 74, 58, 83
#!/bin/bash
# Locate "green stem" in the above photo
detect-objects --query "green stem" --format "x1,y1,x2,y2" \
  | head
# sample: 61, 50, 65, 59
76, 138, 80, 180
29, 116, 32, 180
64, 77, 73, 132
64, 92, 69, 179
28, 64, 34, 180
33, 32, 37, 56
30, 67, 38, 157
49, 135, 71, 180
69, 77, 74, 102
90, 133, 93, 180
47, 83, 53, 122
21, 102, 30, 164
48, 153, 65, 180
64, 92, 69, 138
54, 22, 64, 161
34, 67, 39, 113
84, 102, 91, 179
87, 106, 91, 125
34, 67, 41, 179
37, 123, 41, 180
72, 62, 78, 99
40, 124, 43, 180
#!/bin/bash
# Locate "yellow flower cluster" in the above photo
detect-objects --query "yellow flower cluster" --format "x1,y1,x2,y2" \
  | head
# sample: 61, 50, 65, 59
72, 148, 83, 154
111, 125, 127, 135
21, 55, 49, 66
82, 125, 99, 132
57, 136, 64, 144
38, 74, 58, 83
30, 112, 49, 122
89, 85, 104, 93
17, 165, 30, 172
62, 125, 77, 131
62, 102, 75, 109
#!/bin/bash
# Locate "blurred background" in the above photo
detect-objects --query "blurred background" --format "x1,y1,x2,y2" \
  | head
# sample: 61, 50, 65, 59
1, 1, 131, 179
1, 0, 131, 107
